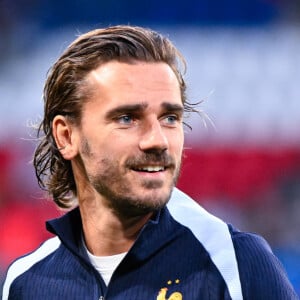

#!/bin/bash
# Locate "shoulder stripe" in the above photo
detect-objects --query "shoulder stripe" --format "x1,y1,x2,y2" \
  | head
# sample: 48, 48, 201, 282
168, 188, 243, 300
2, 236, 61, 300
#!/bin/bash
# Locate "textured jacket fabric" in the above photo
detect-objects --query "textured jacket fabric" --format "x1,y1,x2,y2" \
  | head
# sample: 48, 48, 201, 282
2, 188, 298, 300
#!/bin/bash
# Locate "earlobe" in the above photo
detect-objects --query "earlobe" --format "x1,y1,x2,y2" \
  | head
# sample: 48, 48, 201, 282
52, 115, 78, 160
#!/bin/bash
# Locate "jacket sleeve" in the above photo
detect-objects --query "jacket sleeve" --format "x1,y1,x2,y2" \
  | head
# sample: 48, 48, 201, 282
231, 227, 299, 300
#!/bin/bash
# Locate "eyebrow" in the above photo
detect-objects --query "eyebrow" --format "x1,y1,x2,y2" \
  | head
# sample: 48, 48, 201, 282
105, 102, 184, 120
161, 102, 184, 114
105, 103, 148, 120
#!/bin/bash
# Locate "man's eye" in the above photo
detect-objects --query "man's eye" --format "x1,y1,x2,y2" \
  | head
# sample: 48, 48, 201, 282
117, 115, 133, 124
164, 115, 179, 124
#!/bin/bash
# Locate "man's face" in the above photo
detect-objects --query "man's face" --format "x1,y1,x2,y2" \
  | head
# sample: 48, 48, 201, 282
73, 61, 184, 217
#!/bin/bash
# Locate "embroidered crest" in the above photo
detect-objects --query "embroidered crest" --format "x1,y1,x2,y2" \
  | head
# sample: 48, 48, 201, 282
157, 279, 183, 300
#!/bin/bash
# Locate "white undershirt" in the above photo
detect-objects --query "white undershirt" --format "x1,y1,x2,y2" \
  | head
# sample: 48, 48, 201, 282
83, 240, 127, 286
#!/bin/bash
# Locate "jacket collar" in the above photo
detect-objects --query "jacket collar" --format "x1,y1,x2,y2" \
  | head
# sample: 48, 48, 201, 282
46, 205, 182, 263
46, 208, 87, 260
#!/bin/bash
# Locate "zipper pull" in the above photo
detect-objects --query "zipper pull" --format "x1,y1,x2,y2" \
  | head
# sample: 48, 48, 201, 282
99, 297, 104, 300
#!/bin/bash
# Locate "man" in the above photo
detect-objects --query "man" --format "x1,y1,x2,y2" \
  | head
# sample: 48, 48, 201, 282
2, 25, 298, 300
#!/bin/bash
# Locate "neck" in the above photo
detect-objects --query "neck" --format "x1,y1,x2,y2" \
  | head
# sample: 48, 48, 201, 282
79, 194, 153, 257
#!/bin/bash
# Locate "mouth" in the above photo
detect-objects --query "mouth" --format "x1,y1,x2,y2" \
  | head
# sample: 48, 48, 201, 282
132, 165, 166, 173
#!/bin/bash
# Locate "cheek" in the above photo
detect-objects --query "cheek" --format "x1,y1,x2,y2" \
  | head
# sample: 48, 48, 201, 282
84, 134, 131, 166
169, 131, 184, 154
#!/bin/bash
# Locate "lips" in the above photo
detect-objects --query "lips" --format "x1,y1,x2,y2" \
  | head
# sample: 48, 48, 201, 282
126, 153, 174, 173
134, 166, 166, 172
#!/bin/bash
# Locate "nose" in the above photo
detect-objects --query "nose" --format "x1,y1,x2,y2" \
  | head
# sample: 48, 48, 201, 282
139, 119, 169, 152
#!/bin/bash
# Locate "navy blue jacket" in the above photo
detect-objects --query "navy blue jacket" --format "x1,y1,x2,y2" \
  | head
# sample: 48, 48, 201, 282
2, 189, 298, 299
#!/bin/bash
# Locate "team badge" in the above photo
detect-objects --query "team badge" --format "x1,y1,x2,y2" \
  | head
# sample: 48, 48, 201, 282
157, 279, 183, 300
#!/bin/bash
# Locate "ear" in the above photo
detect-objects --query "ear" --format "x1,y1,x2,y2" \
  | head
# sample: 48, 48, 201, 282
52, 115, 79, 160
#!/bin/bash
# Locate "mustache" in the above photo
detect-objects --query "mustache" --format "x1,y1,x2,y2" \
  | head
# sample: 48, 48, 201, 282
125, 152, 175, 168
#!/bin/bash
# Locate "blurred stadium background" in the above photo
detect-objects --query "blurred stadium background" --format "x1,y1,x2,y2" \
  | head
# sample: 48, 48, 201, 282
0, 0, 300, 295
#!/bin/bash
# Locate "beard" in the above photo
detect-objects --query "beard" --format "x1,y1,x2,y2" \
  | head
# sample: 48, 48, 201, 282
82, 140, 181, 218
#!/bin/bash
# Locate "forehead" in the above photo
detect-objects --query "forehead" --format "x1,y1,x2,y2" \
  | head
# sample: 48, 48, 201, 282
86, 61, 181, 99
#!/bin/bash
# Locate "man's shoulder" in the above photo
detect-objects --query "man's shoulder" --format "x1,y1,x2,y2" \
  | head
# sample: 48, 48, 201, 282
2, 236, 61, 300
228, 225, 276, 277
168, 188, 244, 300
229, 224, 299, 299
229, 224, 272, 254
168, 188, 235, 245
168, 188, 299, 299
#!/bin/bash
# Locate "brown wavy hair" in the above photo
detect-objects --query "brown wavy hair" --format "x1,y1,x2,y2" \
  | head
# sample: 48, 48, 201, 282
33, 25, 197, 208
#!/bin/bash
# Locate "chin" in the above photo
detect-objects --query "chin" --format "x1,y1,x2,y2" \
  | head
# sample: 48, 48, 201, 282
113, 187, 173, 218
140, 186, 172, 207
